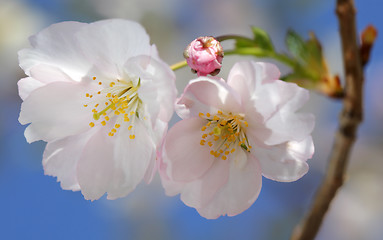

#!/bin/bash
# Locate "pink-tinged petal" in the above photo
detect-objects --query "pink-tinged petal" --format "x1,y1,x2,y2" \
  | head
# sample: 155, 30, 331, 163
254, 136, 314, 182
262, 111, 315, 145
76, 19, 155, 78
143, 151, 157, 184
253, 80, 312, 121
196, 151, 262, 219
158, 155, 186, 196
176, 78, 242, 119
288, 136, 315, 161
18, 65, 74, 100
241, 78, 314, 145
19, 81, 97, 143
19, 21, 90, 81
180, 158, 230, 209
106, 119, 156, 199
42, 128, 97, 191
163, 117, 215, 182
77, 126, 114, 200
125, 55, 176, 126
226, 61, 280, 104
161, 176, 187, 197
227, 61, 310, 121
143, 119, 168, 184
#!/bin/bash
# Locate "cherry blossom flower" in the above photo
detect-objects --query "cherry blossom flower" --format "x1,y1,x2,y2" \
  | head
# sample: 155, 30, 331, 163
18, 19, 177, 200
160, 61, 314, 218
183, 36, 223, 76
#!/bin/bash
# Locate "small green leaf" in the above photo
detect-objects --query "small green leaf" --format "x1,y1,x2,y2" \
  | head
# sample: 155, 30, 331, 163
250, 27, 274, 51
285, 30, 308, 62
306, 33, 323, 64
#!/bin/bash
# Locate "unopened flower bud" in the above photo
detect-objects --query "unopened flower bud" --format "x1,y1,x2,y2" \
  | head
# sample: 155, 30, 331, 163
361, 25, 377, 45
360, 25, 378, 66
183, 36, 224, 76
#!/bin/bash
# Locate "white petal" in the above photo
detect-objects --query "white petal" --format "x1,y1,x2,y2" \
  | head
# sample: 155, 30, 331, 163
42, 128, 97, 191
19, 21, 90, 81
254, 136, 314, 182
77, 126, 115, 200
176, 78, 242, 119
18, 77, 44, 101
163, 117, 215, 181
76, 19, 155, 78
125, 55, 176, 126
197, 151, 262, 219
107, 119, 156, 199
19, 81, 96, 143
18, 65, 74, 100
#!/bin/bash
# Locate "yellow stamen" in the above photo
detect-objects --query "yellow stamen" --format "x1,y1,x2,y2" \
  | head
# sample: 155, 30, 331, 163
198, 110, 252, 160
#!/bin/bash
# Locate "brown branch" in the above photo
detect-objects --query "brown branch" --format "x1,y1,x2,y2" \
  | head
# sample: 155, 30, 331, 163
290, 0, 364, 239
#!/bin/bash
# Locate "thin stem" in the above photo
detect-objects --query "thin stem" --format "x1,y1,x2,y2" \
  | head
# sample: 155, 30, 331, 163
290, 0, 364, 239
271, 53, 297, 68
170, 60, 188, 71
215, 34, 253, 42
225, 50, 296, 68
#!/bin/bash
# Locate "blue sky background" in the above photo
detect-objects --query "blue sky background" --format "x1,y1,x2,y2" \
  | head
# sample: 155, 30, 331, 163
1, 0, 382, 239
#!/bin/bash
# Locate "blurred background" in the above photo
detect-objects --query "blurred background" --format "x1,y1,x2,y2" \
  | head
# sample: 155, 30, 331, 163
1, 0, 382, 239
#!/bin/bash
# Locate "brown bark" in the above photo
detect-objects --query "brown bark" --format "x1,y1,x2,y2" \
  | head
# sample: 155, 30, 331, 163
290, 0, 364, 239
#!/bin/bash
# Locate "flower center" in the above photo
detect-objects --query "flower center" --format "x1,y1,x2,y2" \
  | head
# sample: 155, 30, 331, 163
84, 76, 142, 138
198, 110, 252, 160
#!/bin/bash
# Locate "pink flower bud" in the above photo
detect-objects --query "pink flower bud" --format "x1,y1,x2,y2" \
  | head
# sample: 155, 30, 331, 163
183, 36, 224, 76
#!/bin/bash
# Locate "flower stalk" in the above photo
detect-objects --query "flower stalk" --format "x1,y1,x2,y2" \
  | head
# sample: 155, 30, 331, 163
170, 60, 187, 71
